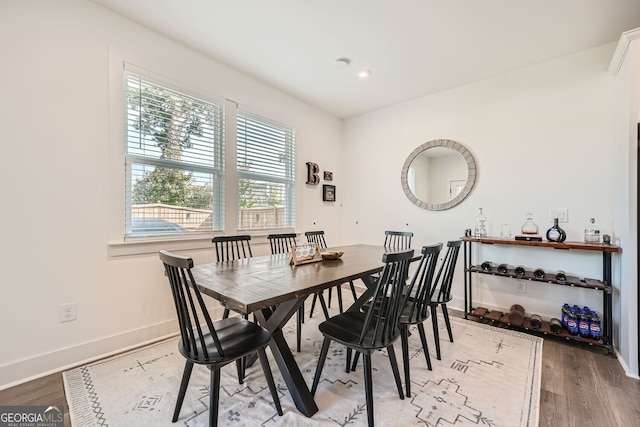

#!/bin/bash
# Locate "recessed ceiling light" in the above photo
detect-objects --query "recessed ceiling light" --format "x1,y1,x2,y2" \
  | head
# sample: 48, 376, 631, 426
334, 57, 351, 68
358, 69, 371, 78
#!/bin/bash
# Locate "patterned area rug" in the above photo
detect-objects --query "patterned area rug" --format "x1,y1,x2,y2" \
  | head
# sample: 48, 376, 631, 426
63, 307, 541, 426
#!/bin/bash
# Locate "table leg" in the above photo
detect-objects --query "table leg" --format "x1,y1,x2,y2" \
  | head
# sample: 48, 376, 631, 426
254, 299, 319, 417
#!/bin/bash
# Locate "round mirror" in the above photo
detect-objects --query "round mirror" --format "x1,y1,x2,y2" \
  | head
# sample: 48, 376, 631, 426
401, 139, 477, 211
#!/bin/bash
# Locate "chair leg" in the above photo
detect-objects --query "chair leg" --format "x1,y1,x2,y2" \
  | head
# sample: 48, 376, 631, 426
430, 305, 442, 360
336, 285, 344, 313
311, 337, 331, 394
417, 323, 432, 371
318, 293, 330, 320
172, 361, 194, 422
363, 353, 375, 427
297, 307, 302, 352
400, 326, 411, 397
442, 304, 454, 342
350, 351, 360, 372
387, 345, 404, 400
309, 293, 318, 318
256, 347, 283, 416
209, 367, 221, 427
235, 358, 244, 385
222, 308, 230, 318
349, 280, 358, 301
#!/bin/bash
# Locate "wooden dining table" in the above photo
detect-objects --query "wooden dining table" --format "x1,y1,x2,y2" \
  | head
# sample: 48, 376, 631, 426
190, 243, 410, 417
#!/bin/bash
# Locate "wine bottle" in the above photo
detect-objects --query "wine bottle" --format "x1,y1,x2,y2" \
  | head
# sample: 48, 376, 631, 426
497, 263, 508, 274
481, 261, 493, 271
546, 217, 567, 242
514, 265, 526, 277
555, 270, 567, 282
530, 314, 543, 330
549, 318, 563, 334
533, 268, 545, 279
509, 304, 525, 326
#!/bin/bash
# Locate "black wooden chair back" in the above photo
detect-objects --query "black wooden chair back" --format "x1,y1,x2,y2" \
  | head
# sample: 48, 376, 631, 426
429, 239, 462, 361
212, 235, 253, 262
159, 250, 283, 425
404, 243, 443, 324
305, 230, 327, 249
160, 250, 221, 362
360, 249, 414, 346
267, 233, 297, 254
397, 243, 442, 397
384, 230, 413, 249
431, 240, 462, 303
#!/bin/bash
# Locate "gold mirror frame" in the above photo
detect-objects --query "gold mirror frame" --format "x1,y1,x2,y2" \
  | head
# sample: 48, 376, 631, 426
400, 139, 477, 211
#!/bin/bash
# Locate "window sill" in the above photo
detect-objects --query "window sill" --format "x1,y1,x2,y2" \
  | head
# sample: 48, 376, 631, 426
108, 236, 215, 257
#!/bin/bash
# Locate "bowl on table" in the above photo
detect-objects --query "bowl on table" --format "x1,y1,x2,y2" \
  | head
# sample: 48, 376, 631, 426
321, 251, 344, 260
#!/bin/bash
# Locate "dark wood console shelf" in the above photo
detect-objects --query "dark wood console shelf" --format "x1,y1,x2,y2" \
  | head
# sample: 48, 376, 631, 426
462, 236, 620, 355
469, 306, 606, 348
468, 266, 607, 291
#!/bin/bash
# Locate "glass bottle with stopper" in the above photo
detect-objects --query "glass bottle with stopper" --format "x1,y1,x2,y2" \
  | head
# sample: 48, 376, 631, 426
584, 218, 600, 243
521, 213, 539, 236
474, 207, 487, 237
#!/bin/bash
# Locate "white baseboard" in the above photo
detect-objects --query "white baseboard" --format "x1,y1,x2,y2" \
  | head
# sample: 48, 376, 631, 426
0, 306, 226, 391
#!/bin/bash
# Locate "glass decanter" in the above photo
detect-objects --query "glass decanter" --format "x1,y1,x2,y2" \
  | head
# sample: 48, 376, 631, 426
584, 218, 601, 243
474, 207, 487, 237
521, 213, 539, 236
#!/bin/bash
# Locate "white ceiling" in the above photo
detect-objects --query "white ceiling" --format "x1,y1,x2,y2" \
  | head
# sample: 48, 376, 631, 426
90, 0, 640, 118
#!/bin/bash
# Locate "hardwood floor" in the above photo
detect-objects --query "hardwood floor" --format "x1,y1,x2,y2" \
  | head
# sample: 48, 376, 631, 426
1, 315, 639, 426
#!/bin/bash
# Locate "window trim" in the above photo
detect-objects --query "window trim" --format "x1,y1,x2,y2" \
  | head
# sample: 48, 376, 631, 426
123, 66, 226, 240
107, 58, 297, 256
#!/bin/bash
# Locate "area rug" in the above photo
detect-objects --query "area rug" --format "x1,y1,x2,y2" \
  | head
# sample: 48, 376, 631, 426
63, 308, 541, 426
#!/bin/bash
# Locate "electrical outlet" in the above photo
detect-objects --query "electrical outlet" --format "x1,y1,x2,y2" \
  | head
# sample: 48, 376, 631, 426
549, 208, 569, 222
517, 281, 527, 294
557, 209, 568, 222
60, 303, 77, 322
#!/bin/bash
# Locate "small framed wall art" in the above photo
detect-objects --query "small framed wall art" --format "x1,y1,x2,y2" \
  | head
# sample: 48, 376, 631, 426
323, 184, 336, 202
324, 171, 333, 181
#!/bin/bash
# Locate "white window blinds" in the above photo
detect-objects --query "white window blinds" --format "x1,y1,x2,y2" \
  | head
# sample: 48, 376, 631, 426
124, 71, 225, 238
237, 111, 296, 230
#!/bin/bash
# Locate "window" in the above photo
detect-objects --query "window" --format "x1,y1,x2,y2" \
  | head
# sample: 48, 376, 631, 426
237, 111, 295, 230
124, 71, 225, 238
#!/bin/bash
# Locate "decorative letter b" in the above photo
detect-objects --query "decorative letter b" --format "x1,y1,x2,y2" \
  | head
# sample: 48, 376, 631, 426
306, 162, 320, 185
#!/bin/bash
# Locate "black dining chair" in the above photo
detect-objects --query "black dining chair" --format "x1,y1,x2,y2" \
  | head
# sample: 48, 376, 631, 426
212, 235, 254, 382
398, 243, 442, 396
305, 230, 357, 316
212, 235, 252, 263
267, 233, 305, 352
159, 250, 283, 427
350, 244, 442, 397
384, 230, 413, 249
267, 233, 297, 254
311, 249, 414, 427
429, 240, 462, 360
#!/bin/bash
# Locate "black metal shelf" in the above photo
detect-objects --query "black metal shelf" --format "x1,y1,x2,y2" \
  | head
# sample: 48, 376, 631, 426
462, 236, 618, 355
467, 266, 607, 291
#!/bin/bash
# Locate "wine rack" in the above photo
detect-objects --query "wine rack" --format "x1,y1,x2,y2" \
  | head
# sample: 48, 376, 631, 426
462, 236, 619, 354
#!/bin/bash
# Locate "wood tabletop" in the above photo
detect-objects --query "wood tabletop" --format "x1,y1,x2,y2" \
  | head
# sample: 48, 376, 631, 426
191, 244, 408, 314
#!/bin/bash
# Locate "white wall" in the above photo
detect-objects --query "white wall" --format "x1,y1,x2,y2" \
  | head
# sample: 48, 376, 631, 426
0, 0, 342, 388
341, 43, 638, 375
1, 0, 637, 389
